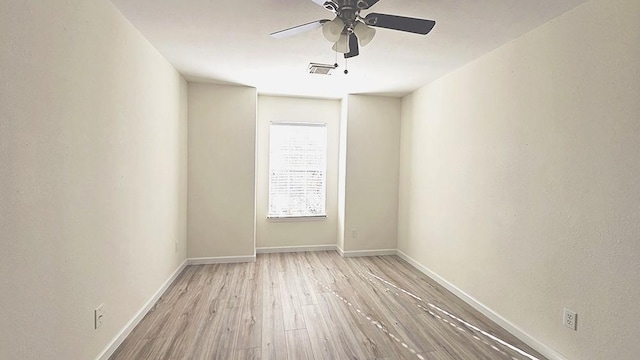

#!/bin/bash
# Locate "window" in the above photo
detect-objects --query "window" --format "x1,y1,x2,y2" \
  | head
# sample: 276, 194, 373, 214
268, 122, 327, 218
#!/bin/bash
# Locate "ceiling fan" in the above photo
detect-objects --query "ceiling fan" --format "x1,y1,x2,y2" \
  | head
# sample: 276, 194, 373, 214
270, 0, 436, 59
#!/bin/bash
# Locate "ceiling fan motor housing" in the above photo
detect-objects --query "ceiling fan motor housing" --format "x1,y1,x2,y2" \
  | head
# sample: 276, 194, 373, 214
333, 0, 360, 28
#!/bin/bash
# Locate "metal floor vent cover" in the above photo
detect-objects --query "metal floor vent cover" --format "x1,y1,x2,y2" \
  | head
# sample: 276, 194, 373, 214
308, 62, 337, 75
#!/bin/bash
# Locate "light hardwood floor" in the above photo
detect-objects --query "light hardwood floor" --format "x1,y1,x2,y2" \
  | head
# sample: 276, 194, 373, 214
110, 252, 546, 360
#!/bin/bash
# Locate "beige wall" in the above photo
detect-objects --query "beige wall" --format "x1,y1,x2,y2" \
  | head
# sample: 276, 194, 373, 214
188, 83, 257, 258
256, 96, 341, 248
342, 95, 401, 252
398, 0, 640, 358
337, 99, 349, 251
0, 1, 188, 359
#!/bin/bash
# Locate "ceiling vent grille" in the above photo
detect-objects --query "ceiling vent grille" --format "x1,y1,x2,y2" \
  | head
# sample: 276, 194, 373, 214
308, 63, 337, 75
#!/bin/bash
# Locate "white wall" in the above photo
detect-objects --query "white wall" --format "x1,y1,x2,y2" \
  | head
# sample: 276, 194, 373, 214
398, 0, 640, 358
342, 95, 401, 252
256, 96, 341, 248
0, 1, 188, 359
188, 83, 257, 258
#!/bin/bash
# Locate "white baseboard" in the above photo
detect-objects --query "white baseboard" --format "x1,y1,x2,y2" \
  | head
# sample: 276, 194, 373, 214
395, 250, 567, 360
94, 259, 187, 360
187, 255, 256, 265
339, 248, 397, 258
256, 244, 337, 254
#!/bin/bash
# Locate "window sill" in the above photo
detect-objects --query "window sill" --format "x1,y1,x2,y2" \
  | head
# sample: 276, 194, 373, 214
266, 215, 327, 222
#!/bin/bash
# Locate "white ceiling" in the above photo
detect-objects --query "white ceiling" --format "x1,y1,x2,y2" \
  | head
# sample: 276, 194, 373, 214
109, 0, 590, 98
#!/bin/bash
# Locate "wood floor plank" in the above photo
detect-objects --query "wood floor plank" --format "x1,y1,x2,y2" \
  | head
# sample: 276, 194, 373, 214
215, 263, 236, 301
415, 312, 504, 360
243, 260, 257, 280
122, 268, 198, 341
109, 338, 152, 360
306, 252, 337, 290
353, 316, 397, 359
245, 278, 263, 308
191, 305, 243, 360
285, 329, 315, 360
360, 257, 534, 359
300, 305, 340, 360
237, 305, 262, 350
226, 264, 248, 309
261, 281, 287, 360
278, 272, 306, 330
273, 253, 287, 273
316, 293, 370, 360
284, 252, 302, 277
245, 260, 264, 308
296, 275, 318, 306
233, 347, 262, 360
110, 251, 547, 360
262, 253, 278, 288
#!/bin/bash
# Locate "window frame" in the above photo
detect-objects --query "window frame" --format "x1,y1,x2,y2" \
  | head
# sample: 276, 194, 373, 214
267, 121, 328, 220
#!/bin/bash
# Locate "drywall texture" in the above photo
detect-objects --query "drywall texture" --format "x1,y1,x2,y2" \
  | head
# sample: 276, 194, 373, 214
0, 1, 188, 359
188, 83, 257, 258
398, 0, 640, 358
256, 96, 340, 248
342, 95, 401, 252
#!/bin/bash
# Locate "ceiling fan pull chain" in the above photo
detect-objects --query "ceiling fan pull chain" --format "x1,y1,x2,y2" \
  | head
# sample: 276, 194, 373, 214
344, 36, 349, 74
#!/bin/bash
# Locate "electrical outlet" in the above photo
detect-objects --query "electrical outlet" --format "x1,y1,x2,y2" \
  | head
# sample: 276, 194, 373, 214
95, 304, 105, 329
563, 308, 577, 330
351, 229, 358, 238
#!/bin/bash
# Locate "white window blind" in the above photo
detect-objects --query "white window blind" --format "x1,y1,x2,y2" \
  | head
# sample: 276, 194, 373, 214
268, 122, 327, 218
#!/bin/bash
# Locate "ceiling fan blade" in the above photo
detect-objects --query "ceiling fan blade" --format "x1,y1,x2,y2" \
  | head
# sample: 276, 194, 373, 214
345, 33, 360, 58
364, 13, 436, 35
309, 0, 339, 13
270, 19, 329, 39
356, 0, 380, 10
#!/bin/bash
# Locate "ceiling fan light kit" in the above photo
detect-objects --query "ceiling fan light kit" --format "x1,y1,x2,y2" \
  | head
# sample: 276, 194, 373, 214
270, 0, 436, 61
332, 33, 351, 53
322, 17, 344, 42
353, 21, 376, 46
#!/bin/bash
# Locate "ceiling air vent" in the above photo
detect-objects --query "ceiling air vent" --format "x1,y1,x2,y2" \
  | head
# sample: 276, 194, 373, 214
308, 63, 337, 75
